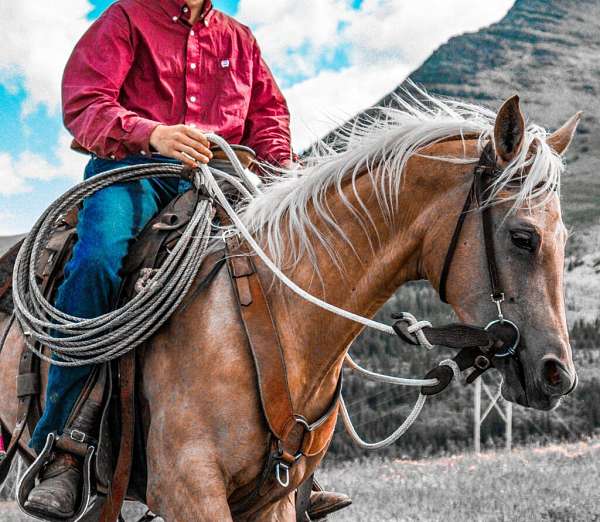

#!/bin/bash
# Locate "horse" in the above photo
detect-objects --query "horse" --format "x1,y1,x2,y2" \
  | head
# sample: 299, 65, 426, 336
0, 92, 580, 520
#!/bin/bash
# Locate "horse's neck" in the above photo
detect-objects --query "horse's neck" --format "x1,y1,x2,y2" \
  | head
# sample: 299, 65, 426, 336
261, 144, 473, 422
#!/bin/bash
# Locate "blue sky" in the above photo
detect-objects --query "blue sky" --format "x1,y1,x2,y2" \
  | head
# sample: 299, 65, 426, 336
0, 0, 514, 234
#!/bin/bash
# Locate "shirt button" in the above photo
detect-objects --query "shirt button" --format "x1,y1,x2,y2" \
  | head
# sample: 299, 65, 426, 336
204, 19, 209, 27
190, 63, 197, 70
182, 6, 189, 13
110, 154, 116, 160
172, 16, 178, 22
190, 30, 195, 36
190, 96, 197, 103
140, 150, 147, 156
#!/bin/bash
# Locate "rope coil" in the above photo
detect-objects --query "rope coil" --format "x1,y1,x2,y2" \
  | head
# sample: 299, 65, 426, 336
12, 164, 213, 366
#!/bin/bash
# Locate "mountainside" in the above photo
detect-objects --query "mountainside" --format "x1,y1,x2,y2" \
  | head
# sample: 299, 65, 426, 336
0, 235, 25, 257
382, 0, 600, 236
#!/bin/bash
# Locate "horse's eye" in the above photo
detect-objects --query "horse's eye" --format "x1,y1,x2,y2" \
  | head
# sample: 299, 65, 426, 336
510, 229, 539, 252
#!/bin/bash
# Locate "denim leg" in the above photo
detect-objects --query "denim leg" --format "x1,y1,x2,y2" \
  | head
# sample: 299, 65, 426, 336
30, 157, 181, 452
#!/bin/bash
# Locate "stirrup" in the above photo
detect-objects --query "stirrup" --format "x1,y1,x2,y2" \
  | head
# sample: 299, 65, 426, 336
17, 432, 96, 522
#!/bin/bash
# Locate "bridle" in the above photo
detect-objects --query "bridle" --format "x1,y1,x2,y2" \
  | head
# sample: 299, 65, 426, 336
391, 143, 525, 395
438, 142, 521, 359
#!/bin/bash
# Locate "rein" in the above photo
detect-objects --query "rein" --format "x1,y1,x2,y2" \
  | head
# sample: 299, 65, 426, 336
197, 138, 523, 451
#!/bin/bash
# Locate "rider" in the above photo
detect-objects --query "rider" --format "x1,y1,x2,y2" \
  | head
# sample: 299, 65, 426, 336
25, 0, 351, 519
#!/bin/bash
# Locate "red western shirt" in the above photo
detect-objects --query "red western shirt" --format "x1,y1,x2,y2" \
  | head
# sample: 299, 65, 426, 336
62, 0, 293, 165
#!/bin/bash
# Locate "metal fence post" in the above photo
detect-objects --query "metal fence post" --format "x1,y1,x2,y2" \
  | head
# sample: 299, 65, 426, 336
474, 377, 481, 453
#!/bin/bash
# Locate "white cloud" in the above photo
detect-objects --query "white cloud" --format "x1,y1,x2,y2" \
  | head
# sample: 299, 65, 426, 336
0, 132, 86, 196
237, 0, 351, 79
343, 0, 515, 65
0, 1, 92, 114
284, 61, 412, 149
237, 0, 514, 149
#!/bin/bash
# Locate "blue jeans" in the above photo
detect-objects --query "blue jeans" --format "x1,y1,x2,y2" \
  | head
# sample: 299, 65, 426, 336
30, 155, 188, 452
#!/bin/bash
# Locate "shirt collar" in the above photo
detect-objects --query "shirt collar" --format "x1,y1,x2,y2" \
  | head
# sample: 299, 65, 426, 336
161, 0, 214, 24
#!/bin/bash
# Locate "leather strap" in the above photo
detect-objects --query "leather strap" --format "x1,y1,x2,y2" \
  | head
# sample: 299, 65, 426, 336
438, 143, 501, 304
225, 235, 295, 442
478, 161, 504, 302
438, 182, 476, 304
295, 474, 314, 522
99, 352, 136, 522
0, 345, 38, 483
223, 225, 342, 516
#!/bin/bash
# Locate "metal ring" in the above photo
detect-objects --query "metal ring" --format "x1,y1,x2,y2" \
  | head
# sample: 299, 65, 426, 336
484, 318, 520, 358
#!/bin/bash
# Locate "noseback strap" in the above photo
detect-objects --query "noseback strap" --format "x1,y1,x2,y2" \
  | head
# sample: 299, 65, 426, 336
392, 318, 493, 350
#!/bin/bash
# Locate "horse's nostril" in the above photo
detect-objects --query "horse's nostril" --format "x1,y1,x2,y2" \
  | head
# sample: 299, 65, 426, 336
544, 360, 563, 387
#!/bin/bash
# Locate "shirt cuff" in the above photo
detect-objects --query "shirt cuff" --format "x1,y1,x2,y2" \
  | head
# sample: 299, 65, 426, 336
127, 118, 162, 156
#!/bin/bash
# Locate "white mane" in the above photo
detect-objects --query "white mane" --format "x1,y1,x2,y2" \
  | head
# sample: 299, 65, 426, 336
239, 88, 566, 270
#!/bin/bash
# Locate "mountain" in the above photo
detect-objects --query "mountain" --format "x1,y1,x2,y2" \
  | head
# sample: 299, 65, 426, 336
332, 0, 600, 241
0, 235, 25, 257
399, 0, 599, 230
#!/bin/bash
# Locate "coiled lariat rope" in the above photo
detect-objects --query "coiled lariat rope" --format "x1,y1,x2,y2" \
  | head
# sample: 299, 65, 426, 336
13, 164, 214, 366
13, 134, 448, 447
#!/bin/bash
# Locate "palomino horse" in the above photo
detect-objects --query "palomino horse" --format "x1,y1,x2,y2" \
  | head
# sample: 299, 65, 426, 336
0, 93, 580, 520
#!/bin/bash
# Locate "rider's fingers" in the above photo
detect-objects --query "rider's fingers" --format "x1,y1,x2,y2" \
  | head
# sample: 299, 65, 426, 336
179, 135, 213, 160
183, 126, 210, 147
178, 144, 210, 165
175, 150, 199, 168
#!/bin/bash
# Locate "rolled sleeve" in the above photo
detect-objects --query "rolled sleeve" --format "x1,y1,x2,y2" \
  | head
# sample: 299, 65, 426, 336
62, 5, 160, 159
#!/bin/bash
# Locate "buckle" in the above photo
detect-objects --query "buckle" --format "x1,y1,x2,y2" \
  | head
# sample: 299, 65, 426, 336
69, 429, 87, 444
273, 444, 303, 488
275, 462, 291, 487
490, 292, 505, 321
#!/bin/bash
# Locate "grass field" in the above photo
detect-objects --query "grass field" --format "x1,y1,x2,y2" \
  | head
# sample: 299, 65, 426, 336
319, 439, 600, 522
2, 439, 600, 521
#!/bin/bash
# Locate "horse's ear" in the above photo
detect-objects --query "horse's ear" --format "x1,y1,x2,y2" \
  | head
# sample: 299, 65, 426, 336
547, 112, 582, 156
493, 95, 526, 164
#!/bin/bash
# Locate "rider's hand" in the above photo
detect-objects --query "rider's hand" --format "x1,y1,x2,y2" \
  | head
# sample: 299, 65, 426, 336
149, 124, 213, 168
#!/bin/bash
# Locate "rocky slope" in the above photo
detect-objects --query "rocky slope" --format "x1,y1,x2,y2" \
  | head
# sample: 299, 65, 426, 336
384, 0, 600, 234
0, 235, 25, 257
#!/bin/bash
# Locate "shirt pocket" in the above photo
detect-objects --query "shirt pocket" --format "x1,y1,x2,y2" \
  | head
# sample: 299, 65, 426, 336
212, 61, 251, 119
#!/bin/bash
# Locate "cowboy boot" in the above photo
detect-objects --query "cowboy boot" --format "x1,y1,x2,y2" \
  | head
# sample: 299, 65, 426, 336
25, 390, 102, 519
307, 480, 352, 520
24, 451, 82, 519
